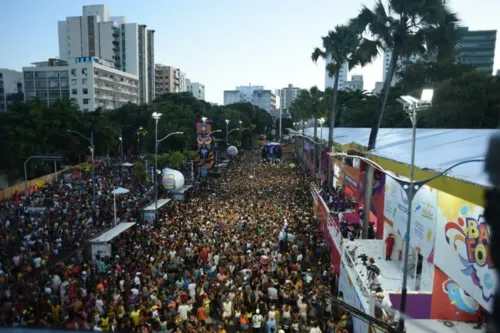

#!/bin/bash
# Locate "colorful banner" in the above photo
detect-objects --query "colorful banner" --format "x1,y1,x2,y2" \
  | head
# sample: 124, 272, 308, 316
357, 171, 386, 239
339, 262, 370, 333
383, 177, 437, 260
430, 266, 478, 321
434, 191, 496, 311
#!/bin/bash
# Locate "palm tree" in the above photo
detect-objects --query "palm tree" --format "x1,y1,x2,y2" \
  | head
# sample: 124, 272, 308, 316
312, 24, 379, 184
349, 0, 460, 238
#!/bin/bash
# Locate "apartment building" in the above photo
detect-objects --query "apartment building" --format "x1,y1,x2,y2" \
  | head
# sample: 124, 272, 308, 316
224, 85, 276, 113
23, 57, 138, 112
57, 4, 155, 103
187, 81, 205, 100
344, 75, 364, 91
324, 56, 348, 90
0, 69, 24, 112
279, 84, 301, 117
457, 27, 497, 74
155, 65, 180, 97
179, 71, 187, 92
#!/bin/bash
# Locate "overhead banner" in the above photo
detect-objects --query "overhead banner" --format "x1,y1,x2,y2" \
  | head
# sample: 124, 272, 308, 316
383, 177, 437, 260
433, 191, 496, 311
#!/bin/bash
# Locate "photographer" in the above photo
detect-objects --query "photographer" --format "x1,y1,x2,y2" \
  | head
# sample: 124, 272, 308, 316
345, 237, 357, 267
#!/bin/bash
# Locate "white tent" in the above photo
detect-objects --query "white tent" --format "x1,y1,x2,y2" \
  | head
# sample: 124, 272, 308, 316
111, 187, 130, 224
143, 199, 171, 211
122, 162, 133, 167
89, 222, 136, 259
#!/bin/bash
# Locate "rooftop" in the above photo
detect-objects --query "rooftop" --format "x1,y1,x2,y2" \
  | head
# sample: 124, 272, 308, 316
304, 127, 495, 187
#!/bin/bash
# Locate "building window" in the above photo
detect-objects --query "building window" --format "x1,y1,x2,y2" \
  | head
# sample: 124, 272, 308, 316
82, 68, 88, 75
83, 88, 88, 95
71, 79, 77, 85
71, 69, 76, 76
82, 78, 88, 85
83, 98, 89, 105
72, 89, 77, 95
83, 108, 89, 112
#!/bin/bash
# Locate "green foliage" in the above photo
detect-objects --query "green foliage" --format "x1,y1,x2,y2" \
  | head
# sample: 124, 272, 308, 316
1, 92, 271, 180
184, 150, 197, 161
134, 161, 147, 182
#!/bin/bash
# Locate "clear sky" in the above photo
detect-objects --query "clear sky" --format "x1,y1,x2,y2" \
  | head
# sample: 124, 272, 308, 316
0, 0, 499, 104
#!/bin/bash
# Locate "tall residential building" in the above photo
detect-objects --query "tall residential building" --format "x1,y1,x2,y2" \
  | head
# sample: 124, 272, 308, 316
155, 65, 180, 97
23, 57, 138, 112
57, 4, 155, 104
344, 75, 364, 91
324, 56, 348, 90
383, 51, 421, 86
0, 69, 23, 112
187, 81, 205, 100
279, 84, 301, 114
179, 71, 187, 92
223, 85, 276, 113
457, 27, 497, 74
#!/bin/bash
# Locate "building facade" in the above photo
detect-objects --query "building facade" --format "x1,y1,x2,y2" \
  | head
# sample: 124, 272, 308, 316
0, 69, 23, 112
23, 57, 138, 112
155, 65, 180, 97
279, 84, 301, 115
457, 27, 497, 74
57, 4, 155, 103
344, 75, 364, 91
187, 81, 205, 100
324, 56, 348, 90
179, 71, 187, 92
223, 85, 276, 113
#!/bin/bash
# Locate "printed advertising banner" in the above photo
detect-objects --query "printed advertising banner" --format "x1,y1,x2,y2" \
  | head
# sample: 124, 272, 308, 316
339, 262, 370, 333
433, 191, 496, 311
383, 177, 437, 260
430, 266, 478, 321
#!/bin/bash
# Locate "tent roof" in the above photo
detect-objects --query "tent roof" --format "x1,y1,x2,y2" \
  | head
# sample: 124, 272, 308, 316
143, 199, 171, 211
304, 127, 494, 187
90, 222, 136, 243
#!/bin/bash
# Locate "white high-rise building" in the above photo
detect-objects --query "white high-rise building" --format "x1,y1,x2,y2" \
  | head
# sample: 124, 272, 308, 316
179, 71, 187, 92
187, 81, 205, 100
57, 4, 155, 104
23, 57, 138, 112
383, 51, 422, 87
324, 56, 348, 90
279, 84, 301, 118
223, 85, 276, 113
0, 69, 23, 112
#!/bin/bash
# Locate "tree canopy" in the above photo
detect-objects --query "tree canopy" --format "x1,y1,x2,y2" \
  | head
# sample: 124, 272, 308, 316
0, 93, 273, 180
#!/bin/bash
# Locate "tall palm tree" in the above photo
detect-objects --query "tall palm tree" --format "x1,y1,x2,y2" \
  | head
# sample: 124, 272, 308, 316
349, 0, 460, 239
312, 24, 379, 184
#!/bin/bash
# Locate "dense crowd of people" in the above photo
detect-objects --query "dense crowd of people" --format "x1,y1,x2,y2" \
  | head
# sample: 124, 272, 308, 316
0, 147, 357, 332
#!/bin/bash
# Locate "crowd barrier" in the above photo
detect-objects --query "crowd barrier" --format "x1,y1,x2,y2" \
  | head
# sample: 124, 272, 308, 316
0, 163, 87, 201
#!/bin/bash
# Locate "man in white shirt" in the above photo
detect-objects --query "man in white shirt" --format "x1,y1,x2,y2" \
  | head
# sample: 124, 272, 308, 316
178, 302, 192, 321
345, 237, 358, 266
252, 309, 263, 330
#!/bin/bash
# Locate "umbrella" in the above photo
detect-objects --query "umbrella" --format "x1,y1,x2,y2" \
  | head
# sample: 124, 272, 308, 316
122, 162, 133, 167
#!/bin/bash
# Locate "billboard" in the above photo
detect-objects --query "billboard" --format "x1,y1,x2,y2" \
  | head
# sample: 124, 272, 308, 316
433, 191, 496, 311
383, 177, 437, 260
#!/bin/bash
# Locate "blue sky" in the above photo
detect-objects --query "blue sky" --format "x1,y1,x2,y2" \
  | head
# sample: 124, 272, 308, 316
1, 0, 499, 104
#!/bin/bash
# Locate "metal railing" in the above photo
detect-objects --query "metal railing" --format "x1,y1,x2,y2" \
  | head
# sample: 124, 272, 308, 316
343, 247, 374, 313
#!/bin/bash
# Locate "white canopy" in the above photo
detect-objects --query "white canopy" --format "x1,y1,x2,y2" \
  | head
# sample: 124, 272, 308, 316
143, 199, 171, 211
122, 162, 133, 167
90, 222, 136, 243
112, 187, 130, 195
304, 127, 495, 187
172, 185, 193, 194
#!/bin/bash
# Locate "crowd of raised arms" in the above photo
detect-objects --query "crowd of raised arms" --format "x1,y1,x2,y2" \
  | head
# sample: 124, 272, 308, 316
0, 146, 356, 333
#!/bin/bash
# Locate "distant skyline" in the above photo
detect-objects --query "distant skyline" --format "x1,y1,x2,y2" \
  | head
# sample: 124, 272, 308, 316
1, 0, 499, 104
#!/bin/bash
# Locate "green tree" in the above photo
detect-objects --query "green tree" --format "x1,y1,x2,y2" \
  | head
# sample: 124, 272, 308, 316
351, 0, 460, 238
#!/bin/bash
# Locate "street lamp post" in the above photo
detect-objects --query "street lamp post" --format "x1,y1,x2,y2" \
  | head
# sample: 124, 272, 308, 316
225, 119, 229, 143
239, 121, 242, 147
67, 130, 96, 215
318, 118, 325, 185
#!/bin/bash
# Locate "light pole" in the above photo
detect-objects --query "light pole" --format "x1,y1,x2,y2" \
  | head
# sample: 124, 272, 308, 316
318, 118, 325, 185
152, 112, 162, 222
328, 152, 485, 332
239, 121, 242, 147
67, 130, 96, 215
125, 125, 144, 154
225, 119, 229, 143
